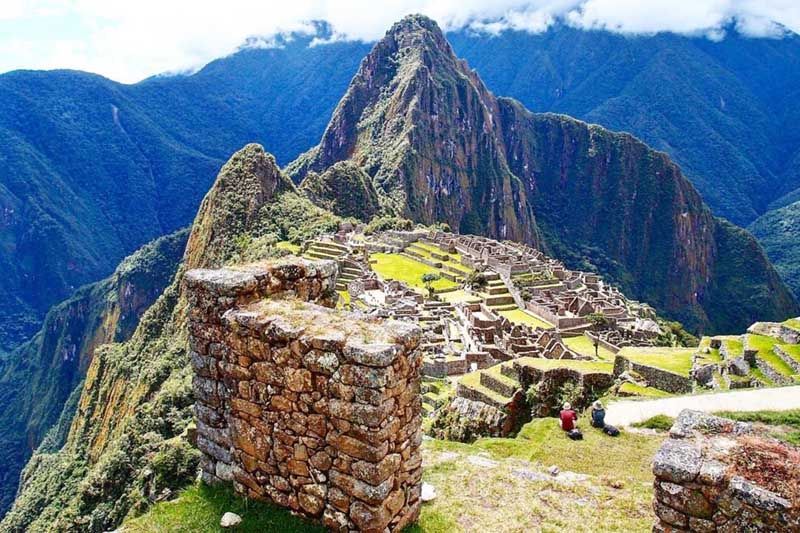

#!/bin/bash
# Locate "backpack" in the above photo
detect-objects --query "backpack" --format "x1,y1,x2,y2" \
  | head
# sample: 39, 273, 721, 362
603, 425, 620, 437
567, 429, 583, 440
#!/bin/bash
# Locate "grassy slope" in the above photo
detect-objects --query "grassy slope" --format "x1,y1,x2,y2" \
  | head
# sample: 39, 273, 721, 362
617, 347, 696, 376
127, 418, 663, 532
564, 335, 616, 360
747, 334, 797, 377
370, 253, 458, 292
497, 308, 554, 330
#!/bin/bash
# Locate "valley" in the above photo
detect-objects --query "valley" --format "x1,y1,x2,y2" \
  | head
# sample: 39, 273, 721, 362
1, 11, 799, 533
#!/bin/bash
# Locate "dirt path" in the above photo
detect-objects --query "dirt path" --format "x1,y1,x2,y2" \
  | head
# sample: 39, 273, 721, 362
605, 385, 800, 427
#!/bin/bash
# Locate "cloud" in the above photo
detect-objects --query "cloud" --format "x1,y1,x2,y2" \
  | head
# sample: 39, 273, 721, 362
1, 0, 798, 83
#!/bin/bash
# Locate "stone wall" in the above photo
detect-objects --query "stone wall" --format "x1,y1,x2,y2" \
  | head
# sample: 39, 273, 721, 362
653, 410, 799, 532
185, 258, 424, 532
614, 355, 693, 394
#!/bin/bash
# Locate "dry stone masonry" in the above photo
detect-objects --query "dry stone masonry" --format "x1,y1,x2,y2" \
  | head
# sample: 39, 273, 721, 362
185, 258, 424, 532
653, 410, 799, 532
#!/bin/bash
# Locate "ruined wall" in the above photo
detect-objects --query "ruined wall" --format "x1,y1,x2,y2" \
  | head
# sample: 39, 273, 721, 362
653, 410, 799, 532
614, 355, 693, 394
185, 259, 424, 532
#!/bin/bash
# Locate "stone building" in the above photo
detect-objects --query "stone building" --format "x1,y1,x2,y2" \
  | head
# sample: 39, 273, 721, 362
185, 258, 424, 532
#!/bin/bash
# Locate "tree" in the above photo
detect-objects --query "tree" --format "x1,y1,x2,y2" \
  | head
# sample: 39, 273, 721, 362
586, 312, 610, 359
421, 273, 440, 298
465, 271, 488, 291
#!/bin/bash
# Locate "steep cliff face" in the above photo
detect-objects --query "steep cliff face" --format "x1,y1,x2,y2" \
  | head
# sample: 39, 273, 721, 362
299, 161, 381, 221
1, 145, 340, 532
288, 15, 539, 244
0, 229, 187, 517
289, 15, 797, 332
496, 101, 797, 331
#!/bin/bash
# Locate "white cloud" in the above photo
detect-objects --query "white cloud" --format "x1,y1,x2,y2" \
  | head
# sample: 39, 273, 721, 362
1, 0, 798, 83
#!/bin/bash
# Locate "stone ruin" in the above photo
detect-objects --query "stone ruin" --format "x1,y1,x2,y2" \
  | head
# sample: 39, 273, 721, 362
184, 258, 424, 532
653, 409, 799, 532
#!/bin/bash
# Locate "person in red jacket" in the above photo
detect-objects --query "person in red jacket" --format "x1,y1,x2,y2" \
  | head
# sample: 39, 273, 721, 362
559, 402, 582, 439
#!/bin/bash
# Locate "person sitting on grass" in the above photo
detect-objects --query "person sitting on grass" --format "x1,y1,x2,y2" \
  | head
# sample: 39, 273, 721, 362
559, 402, 582, 440
590, 400, 620, 436
590, 400, 606, 428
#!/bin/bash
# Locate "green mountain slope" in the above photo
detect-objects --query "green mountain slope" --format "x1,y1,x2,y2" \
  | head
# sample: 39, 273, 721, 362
4, 25, 800, 351
750, 200, 800, 298
0, 33, 368, 353
0, 145, 341, 532
290, 15, 797, 333
0, 229, 187, 516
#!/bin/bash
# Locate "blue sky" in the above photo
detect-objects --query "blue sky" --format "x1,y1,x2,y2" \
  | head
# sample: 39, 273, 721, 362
2, 0, 799, 83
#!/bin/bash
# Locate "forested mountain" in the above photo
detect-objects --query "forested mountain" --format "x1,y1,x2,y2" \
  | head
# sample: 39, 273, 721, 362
3, 20, 800, 353
1, 16, 798, 529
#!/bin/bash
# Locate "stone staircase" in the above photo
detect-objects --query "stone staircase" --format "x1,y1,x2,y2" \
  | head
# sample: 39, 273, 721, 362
305, 240, 348, 262
482, 273, 516, 311
456, 362, 522, 409
336, 261, 363, 292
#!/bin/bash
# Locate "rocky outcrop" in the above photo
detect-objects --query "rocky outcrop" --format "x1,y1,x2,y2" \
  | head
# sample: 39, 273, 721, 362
185, 259, 423, 532
300, 161, 382, 221
653, 410, 799, 532
185, 143, 295, 269
288, 15, 539, 245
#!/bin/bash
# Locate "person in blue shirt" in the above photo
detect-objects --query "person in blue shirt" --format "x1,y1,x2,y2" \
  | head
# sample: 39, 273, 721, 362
590, 401, 606, 428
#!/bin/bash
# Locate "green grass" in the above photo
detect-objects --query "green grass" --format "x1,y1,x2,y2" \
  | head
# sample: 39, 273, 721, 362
124, 482, 324, 532
127, 419, 664, 533
617, 347, 696, 376
780, 343, 800, 364
458, 370, 513, 405
563, 335, 615, 361
497, 308, 554, 330
428, 417, 662, 483
436, 290, 482, 304
747, 334, 796, 377
275, 241, 301, 254
632, 415, 674, 431
783, 318, 800, 331
722, 338, 743, 356
370, 253, 457, 292
516, 357, 613, 374
714, 409, 800, 446
617, 382, 672, 398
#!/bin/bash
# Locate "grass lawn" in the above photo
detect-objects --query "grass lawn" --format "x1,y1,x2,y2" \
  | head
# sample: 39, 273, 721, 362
618, 382, 672, 398
275, 241, 301, 254
370, 253, 457, 292
498, 308, 554, 330
617, 347, 696, 376
783, 318, 800, 331
632, 414, 674, 431
780, 343, 800, 364
564, 335, 615, 361
722, 338, 743, 356
128, 420, 664, 532
516, 356, 613, 374
124, 483, 324, 532
436, 289, 482, 304
459, 370, 513, 405
747, 334, 796, 377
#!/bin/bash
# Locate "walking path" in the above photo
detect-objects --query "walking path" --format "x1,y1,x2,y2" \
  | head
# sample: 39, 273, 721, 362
605, 385, 800, 427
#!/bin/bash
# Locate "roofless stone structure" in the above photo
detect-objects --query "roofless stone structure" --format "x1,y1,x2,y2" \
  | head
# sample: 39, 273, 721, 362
184, 258, 423, 532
